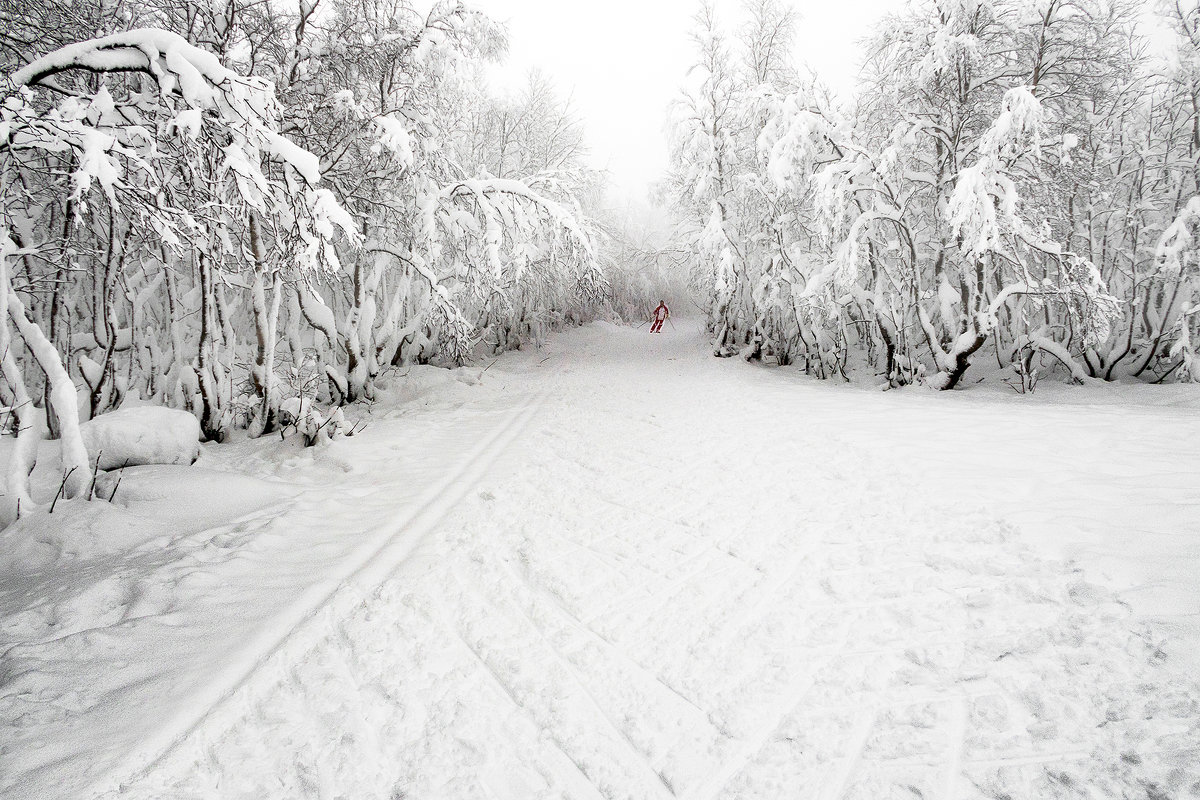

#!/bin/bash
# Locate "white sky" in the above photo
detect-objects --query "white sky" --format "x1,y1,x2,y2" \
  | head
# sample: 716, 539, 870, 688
482, 0, 904, 203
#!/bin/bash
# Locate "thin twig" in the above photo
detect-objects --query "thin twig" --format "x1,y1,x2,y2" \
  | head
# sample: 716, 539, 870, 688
107, 462, 129, 503
48, 467, 77, 514
87, 449, 103, 501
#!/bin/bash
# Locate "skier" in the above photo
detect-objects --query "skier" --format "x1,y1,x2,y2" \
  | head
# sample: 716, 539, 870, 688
650, 300, 670, 333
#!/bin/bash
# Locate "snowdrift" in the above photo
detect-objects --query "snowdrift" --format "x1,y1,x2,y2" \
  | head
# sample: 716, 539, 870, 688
80, 406, 201, 470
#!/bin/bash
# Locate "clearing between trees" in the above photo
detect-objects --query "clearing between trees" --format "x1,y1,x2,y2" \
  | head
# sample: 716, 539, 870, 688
2, 320, 1197, 800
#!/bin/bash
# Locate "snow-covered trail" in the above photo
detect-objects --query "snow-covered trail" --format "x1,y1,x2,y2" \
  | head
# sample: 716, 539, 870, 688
4, 319, 1199, 799
1, 379, 546, 798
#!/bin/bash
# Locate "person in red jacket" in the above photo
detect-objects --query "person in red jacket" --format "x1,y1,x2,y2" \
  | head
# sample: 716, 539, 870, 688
650, 300, 670, 333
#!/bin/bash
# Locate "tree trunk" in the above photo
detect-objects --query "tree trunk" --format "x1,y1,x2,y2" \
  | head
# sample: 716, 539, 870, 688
248, 214, 281, 437
196, 250, 223, 441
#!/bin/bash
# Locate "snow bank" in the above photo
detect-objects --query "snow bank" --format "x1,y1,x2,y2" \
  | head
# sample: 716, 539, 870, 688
0, 466, 290, 572
0, 497, 146, 573
80, 406, 200, 470
370, 364, 476, 407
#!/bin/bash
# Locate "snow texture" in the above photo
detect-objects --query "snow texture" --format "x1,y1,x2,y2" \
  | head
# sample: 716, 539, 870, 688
79, 406, 201, 470
1, 321, 1197, 800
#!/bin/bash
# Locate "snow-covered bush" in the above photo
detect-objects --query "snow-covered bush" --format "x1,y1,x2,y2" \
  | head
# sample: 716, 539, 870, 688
665, 0, 1200, 389
80, 406, 200, 470
278, 397, 341, 447
0, 0, 610, 521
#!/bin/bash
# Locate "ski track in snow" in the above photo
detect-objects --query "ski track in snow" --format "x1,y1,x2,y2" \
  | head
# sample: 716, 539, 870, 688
3, 319, 1199, 800
1, 389, 546, 799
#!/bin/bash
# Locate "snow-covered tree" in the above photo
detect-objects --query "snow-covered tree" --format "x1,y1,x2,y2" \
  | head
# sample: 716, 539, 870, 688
667, 1, 758, 355
0, 0, 607, 522
669, 0, 1192, 388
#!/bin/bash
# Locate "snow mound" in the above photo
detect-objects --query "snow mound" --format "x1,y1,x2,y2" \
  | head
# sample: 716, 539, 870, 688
0, 498, 147, 572
81, 406, 201, 470
0, 466, 292, 571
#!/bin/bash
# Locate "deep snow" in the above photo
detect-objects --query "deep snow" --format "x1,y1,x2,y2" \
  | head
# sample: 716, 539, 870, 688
79, 404, 201, 470
1, 319, 1197, 799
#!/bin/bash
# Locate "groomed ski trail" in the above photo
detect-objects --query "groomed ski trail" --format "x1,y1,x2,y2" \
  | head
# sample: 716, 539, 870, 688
113, 322, 1200, 798
111, 392, 549, 791
2, 391, 546, 800
9, 319, 1199, 800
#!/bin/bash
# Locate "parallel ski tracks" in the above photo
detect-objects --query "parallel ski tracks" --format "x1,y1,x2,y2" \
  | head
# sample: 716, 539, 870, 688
63, 321, 1198, 800
98, 392, 548, 796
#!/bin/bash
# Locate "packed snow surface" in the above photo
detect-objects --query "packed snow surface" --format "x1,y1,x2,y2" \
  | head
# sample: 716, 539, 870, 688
79, 405, 201, 470
1, 320, 1197, 799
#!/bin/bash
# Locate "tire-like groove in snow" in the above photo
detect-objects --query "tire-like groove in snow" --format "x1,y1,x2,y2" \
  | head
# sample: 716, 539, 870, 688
96, 393, 546, 796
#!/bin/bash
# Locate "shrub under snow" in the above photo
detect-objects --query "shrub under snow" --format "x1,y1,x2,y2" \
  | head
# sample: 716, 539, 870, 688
80, 407, 201, 470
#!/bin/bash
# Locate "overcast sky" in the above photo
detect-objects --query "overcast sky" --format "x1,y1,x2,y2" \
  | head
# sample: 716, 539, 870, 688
483, 0, 904, 203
